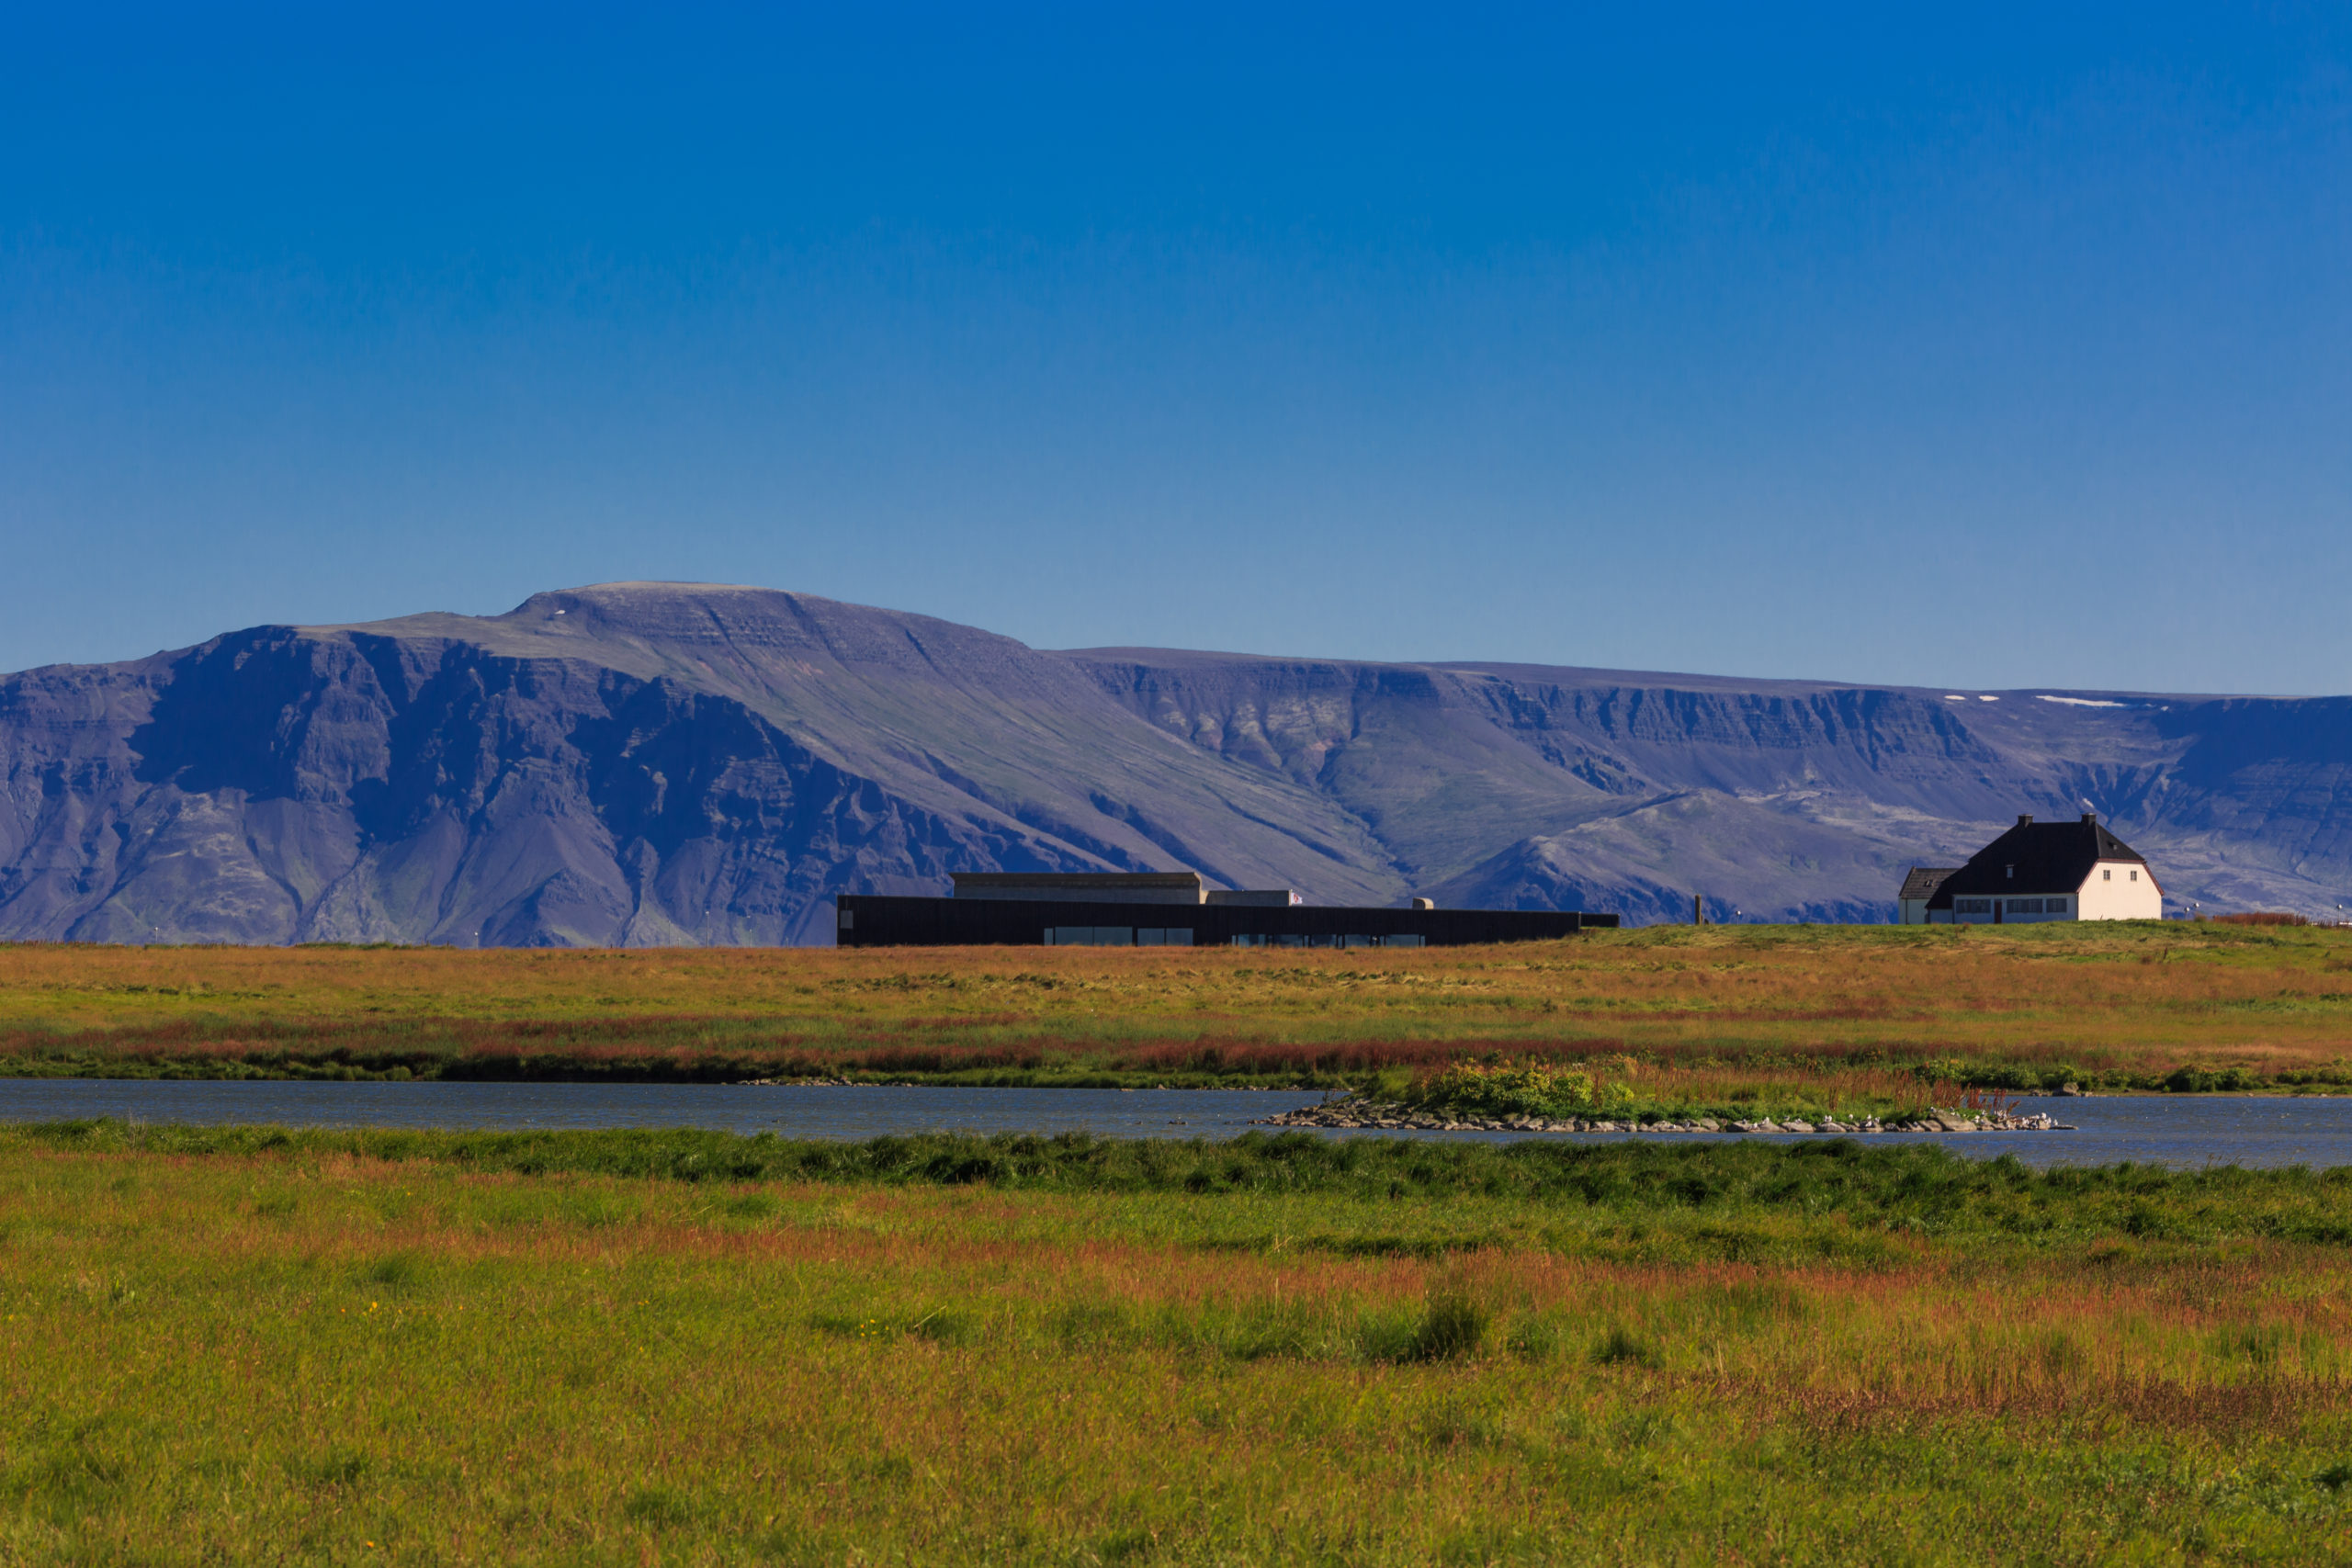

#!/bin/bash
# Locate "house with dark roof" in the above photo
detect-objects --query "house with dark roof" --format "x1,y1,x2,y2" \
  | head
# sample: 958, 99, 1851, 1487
1921, 814, 2161, 924
1894, 866, 1959, 924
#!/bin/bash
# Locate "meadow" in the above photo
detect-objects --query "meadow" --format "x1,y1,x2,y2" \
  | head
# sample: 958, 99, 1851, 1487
3, 921, 2351, 1098
3, 1122, 2351, 1564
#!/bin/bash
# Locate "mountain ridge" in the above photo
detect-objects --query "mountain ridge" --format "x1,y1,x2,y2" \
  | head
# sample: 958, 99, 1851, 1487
1, 581, 2344, 945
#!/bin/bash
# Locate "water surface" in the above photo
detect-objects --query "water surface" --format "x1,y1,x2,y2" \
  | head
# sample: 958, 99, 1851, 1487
2, 1080, 2348, 1169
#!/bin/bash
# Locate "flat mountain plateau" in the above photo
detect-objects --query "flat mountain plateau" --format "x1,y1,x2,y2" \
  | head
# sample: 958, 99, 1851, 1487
2, 581, 2346, 945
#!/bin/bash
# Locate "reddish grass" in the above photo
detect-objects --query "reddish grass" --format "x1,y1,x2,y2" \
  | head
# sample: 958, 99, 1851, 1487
7, 923, 2352, 1085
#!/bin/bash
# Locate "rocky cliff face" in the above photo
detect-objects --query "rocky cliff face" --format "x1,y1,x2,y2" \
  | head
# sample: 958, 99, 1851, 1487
0, 582, 2343, 943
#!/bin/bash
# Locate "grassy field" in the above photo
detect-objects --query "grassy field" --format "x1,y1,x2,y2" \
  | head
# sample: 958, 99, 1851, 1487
3, 1122, 2351, 1563
3, 922, 2351, 1095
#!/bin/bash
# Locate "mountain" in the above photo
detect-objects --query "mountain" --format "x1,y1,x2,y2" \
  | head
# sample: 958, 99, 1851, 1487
1, 582, 2344, 944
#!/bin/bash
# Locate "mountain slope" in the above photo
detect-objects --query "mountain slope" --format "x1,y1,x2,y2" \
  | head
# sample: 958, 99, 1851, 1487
0, 582, 2344, 944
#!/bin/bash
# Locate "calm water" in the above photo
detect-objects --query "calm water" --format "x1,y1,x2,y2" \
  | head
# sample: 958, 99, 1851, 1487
2, 1080, 2350, 1168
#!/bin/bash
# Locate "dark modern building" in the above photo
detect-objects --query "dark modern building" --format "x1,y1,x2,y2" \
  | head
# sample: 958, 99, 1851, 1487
834, 872, 1617, 948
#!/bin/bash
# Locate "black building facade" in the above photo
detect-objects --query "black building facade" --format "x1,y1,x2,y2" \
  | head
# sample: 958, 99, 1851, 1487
834, 894, 1615, 949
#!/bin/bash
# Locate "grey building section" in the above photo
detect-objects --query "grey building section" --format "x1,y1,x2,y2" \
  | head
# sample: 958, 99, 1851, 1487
948, 872, 1306, 907
837, 892, 1614, 948
949, 871, 1210, 904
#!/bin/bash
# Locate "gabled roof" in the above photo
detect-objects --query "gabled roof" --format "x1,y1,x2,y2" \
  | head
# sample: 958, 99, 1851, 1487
1897, 867, 1959, 901
1925, 816, 2153, 908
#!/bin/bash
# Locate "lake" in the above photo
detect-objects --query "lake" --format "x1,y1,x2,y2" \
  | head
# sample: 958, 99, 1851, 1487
1, 1080, 2348, 1168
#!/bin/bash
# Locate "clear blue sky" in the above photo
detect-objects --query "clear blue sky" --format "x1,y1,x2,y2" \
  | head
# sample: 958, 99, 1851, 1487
4, 4, 2346, 693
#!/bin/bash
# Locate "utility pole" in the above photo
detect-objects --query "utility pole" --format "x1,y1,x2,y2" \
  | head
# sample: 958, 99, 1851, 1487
1693, 894, 1703, 927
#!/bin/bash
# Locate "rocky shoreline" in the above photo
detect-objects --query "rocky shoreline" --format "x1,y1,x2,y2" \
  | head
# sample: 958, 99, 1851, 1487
1256, 1100, 2073, 1135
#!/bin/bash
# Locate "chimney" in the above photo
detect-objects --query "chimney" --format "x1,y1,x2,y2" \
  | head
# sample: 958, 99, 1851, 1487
2017, 814, 2034, 827
1409, 897, 1434, 910
2081, 811, 2098, 824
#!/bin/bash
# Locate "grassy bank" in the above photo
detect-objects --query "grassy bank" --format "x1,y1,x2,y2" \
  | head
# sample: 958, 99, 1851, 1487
3, 922, 2351, 1099
3, 1125, 2350, 1562
16, 1118, 2352, 1247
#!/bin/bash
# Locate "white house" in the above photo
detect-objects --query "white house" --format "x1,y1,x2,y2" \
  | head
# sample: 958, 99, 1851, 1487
1912, 814, 2162, 924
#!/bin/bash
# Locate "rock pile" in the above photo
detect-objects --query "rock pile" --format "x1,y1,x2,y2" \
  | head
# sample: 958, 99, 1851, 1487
1256, 1100, 2072, 1134
731, 1077, 869, 1088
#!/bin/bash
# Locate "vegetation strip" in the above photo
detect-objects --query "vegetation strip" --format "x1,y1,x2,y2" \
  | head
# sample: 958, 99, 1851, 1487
14, 1120, 2352, 1246
5, 923, 2352, 1097
5, 1124, 2352, 1561
1287, 1056, 2069, 1128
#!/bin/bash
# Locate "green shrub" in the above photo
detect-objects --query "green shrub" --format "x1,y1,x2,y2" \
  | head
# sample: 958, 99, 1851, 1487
622, 1483, 696, 1526
1400, 1289, 1489, 1362
1591, 1324, 1659, 1368
291, 1448, 370, 1490
1409, 1061, 1595, 1118
361, 1251, 428, 1292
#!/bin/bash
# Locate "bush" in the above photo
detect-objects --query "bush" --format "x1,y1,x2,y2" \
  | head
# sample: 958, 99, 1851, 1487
1399, 1288, 1489, 1362
2163, 1066, 2257, 1094
1591, 1324, 1660, 1368
1408, 1060, 1595, 1118
622, 1484, 697, 1526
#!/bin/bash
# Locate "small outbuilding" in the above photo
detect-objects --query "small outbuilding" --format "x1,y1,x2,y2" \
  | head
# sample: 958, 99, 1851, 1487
1894, 866, 1959, 925
1921, 814, 2161, 924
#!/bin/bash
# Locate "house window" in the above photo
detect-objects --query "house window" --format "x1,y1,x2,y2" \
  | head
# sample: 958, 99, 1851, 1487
1956, 898, 1992, 914
2007, 898, 2042, 915
2047, 897, 2067, 913
1136, 929, 1193, 946
2131, 870, 2139, 881
2103, 869, 2111, 881
2006, 865, 2015, 878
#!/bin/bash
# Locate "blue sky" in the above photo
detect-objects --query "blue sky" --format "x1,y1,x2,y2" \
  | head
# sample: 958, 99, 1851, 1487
3, 4, 2346, 692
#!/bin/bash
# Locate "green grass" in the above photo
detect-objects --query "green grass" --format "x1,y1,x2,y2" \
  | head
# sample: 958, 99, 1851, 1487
5, 1124, 2352, 1562
17, 1118, 2352, 1251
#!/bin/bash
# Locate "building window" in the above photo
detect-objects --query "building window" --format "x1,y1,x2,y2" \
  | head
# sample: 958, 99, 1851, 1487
2046, 897, 2066, 913
2130, 870, 2138, 881
2006, 865, 2015, 878
1136, 929, 1193, 947
1956, 898, 1992, 914
2007, 898, 2042, 915
1236, 931, 1425, 947
2103, 869, 2111, 881
1045, 927, 1135, 946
